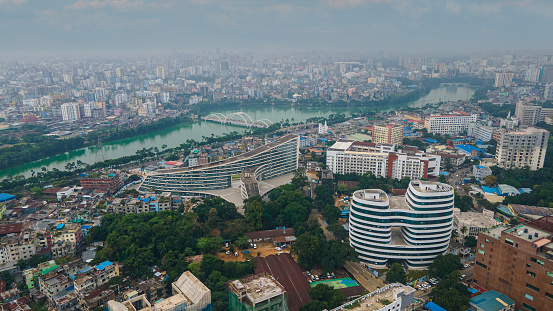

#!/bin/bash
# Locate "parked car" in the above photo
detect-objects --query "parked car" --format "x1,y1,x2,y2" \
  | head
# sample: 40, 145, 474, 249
225, 251, 231, 255
275, 247, 282, 251
253, 244, 257, 249
242, 250, 250, 254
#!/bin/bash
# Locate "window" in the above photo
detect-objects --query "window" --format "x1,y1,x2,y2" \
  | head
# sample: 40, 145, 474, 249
526, 283, 539, 292
546, 292, 553, 299
530, 257, 544, 266
480, 243, 485, 248
505, 238, 514, 246
527, 271, 535, 277
523, 303, 535, 311
478, 249, 485, 255
524, 294, 533, 301
526, 263, 531, 268
546, 271, 553, 278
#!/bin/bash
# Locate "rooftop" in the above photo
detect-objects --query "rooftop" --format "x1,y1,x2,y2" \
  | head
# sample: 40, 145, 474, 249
231, 274, 285, 305
353, 189, 388, 203
336, 284, 415, 311
410, 181, 453, 193
505, 224, 551, 242
454, 212, 499, 228
470, 290, 515, 311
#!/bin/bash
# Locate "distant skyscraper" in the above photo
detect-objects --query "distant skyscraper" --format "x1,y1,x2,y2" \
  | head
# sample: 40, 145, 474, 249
541, 65, 553, 83
525, 68, 540, 83
495, 127, 549, 170
61, 103, 81, 121
494, 72, 514, 88
155, 66, 165, 79
545, 83, 553, 100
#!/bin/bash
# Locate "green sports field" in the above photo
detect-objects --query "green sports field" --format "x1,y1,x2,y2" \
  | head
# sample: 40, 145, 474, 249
310, 277, 359, 289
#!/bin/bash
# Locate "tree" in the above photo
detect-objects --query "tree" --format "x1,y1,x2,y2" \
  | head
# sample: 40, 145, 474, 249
106, 276, 123, 286
30, 186, 43, 196
483, 175, 497, 186
429, 271, 471, 311
245, 199, 264, 230
291, 232, 321, 270
444, 157, 454, 172
197, 237, 223, 254
327, 223, 348, 241
320, 240, 357, 272
322, 204, 341, 224
386, 263, 406, 284
205, 208, 220, 231
509, 217, 519, 226
460, 226, 468, 236
464, 236, 477, 248
438, 174, 447, 183
337, 183, 348, 194
234, 235, 251, 249
291, 168, 308, 189
305, 284, 346, 310
428, 254, 463, 278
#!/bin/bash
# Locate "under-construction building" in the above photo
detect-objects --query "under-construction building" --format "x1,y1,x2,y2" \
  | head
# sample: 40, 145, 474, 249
229, 273, 288, 311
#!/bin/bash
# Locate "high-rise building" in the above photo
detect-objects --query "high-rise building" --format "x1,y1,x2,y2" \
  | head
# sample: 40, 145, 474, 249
326, 140, 441, 180
372, 123, 404, 146
473, 216, 553, 311
540, 65, 553, 83
349, 181, 454, 269
424, 112, 478, 135
83, 102, 95, 118
467, 123, 495, 142
525, 68, 541, 83
494, 72, 514, 88
544, 83, 553, 100
495, 127, 550, 170
155, 66, 165, 79
515, 101, 542, 126
60, 103, 81, 121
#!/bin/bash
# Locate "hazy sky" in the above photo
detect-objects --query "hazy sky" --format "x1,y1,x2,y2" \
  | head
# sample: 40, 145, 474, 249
1, 0, 552, 55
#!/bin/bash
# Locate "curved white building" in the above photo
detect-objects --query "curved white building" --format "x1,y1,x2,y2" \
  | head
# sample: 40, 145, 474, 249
349, 181, 454, 269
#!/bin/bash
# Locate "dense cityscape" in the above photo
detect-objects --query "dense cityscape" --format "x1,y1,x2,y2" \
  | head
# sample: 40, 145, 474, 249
1, 1, 553, 311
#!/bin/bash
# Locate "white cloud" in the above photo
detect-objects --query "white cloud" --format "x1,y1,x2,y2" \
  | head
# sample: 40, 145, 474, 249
65, 0, 147, 10
0, 0, 27, 4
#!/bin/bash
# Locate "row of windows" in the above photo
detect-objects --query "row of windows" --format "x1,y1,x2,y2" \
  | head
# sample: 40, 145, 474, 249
350, 238, 448, 252
351, 206, 453, 219
350, 213, 453, 225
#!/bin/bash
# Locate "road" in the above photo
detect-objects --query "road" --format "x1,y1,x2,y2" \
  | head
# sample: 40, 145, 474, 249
447, 164, 471, 195
344, 261, 385, 292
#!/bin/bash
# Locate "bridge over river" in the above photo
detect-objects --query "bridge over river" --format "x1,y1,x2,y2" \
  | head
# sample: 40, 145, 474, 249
202, 112, 275, 128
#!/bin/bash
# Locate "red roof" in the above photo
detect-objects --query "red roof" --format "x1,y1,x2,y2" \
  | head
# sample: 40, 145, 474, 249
0, 223, 24, 236
255, 254, 311, 311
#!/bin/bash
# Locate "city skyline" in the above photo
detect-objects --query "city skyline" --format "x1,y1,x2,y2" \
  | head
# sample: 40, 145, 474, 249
1, 0, 553, 56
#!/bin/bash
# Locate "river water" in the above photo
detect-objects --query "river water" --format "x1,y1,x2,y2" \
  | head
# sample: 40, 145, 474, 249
1, 86, 474, 179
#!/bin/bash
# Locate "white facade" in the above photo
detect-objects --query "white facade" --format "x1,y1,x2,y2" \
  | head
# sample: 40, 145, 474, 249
326, 140, 440, 179
349, 181, 454, 269
83, 102, 95, 118
61, 103, 81, 121
424, 113, 478, 135
495, 127, 550, 170
467, 123, 495, 142
473, 165, 492, 181
318, 121, 329, 134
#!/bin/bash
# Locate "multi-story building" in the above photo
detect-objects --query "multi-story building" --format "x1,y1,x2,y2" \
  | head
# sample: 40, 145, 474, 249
80, 172, 123, 195
495, 72, 514, 88
107, 271, 211, 311
473, 216, 553, 311
39, 267, 74, 301
349, 181, 454, 269
0, 234, 37, 264
141, 134, 299, 198
515, 101, 542, 126
61, 103, 81, 121
372, 123, 404, 146
545, 83, 553, 101
155, 66, 165, 79
74, 261, 118, 294
51, 223, 82, 258
495, 127, 550, 170
473, 165, 492, 181
500, 112, 519, 130
453, 210, 498, 238
326, 140, 441, 180
229, 273, 287, 311
424, 112, 478, 135
467, 123, 495, 142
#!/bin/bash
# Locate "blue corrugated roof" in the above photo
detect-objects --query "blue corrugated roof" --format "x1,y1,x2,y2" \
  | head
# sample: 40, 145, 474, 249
0, 193, 16, 203
96, 261, 113, 270
425, 302, 447, 311
56, 223, 65, 230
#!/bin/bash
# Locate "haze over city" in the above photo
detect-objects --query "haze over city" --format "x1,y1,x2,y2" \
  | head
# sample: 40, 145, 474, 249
1, 0, 553, 55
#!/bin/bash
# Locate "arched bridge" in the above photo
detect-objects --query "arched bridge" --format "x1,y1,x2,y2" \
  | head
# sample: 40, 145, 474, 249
202, 112, 275, 128
440, 83, 469, 87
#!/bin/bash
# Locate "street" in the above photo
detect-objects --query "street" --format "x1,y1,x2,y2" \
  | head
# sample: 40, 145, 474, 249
344, 261, 385, 292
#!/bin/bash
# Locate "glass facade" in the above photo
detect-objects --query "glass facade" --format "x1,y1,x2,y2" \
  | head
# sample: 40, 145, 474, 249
349, 181, 454, 269
140, 135, 299, 196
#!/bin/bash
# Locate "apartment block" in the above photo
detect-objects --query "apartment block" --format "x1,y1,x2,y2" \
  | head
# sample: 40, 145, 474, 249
326, 140, 441, 180
424, 112, 478, 135
372, 123, 404, 146
229, 273, 287, 311
495, 127, 549, 170
473, 216, 553, 311
467, 123, 495, 142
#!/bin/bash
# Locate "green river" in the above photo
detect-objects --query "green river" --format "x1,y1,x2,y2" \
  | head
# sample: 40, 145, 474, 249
1, 86, 474, 178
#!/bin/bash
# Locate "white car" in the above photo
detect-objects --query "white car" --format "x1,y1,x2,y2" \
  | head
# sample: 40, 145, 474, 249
275, 247, 281, 251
